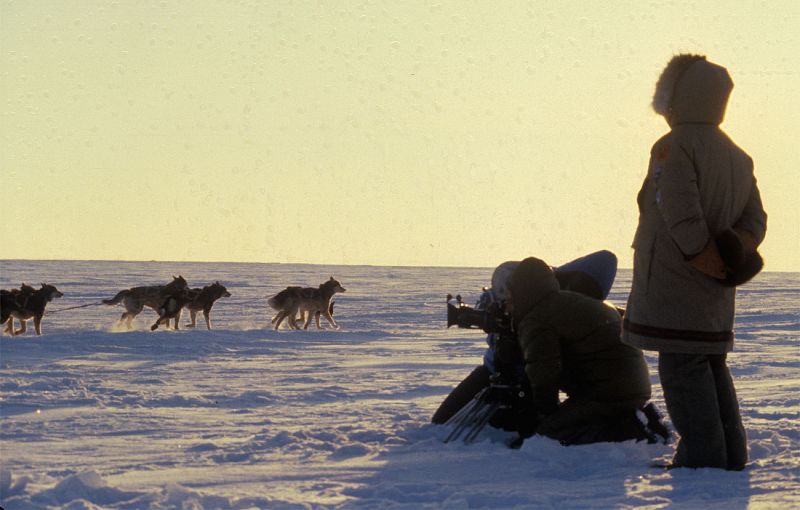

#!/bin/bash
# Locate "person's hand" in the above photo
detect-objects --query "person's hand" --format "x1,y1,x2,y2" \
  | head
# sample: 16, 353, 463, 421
688, 240, 726, 279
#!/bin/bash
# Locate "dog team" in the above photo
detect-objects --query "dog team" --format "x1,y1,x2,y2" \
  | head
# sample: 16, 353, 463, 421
0, 276, 346, 336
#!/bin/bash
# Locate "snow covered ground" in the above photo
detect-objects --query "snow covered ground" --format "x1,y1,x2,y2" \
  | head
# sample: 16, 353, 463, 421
1, 260, 798, 509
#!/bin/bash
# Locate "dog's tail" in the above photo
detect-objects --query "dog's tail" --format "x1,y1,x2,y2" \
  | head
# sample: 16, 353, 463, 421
102, 290, 129, 305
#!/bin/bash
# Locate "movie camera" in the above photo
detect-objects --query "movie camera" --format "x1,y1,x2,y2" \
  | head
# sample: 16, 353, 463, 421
446, 292, 512, 335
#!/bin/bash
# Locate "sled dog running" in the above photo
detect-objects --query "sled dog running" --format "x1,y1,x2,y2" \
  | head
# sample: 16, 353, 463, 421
182, 282, 231, 330
103, 276, 188, 329
2, 283, 64, 336
1, 283, 36, 329
268, 277, 346, 330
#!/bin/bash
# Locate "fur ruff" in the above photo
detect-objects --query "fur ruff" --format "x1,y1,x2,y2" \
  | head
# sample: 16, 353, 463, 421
652, 54, 706, 116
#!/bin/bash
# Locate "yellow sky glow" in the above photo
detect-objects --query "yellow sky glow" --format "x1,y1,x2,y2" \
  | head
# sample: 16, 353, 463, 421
2, 1, 798, 270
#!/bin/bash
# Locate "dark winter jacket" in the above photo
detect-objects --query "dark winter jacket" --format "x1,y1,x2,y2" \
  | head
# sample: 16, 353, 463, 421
623, 56, 768, 354
507, 258, 651, 415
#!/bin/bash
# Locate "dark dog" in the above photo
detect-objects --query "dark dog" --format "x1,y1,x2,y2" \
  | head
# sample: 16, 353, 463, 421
4, 283, 64, 336
151, 288, 192, 331
268, 286, 302, 329
1, 283, 36, 330
183, 282, 231, 330
103, 276, 188, 329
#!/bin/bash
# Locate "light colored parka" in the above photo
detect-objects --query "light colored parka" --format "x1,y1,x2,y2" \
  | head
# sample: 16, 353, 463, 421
622, 56, 767, 354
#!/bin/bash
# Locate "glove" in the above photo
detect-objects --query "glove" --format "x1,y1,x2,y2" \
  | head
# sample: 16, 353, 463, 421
716, 228, 764, 287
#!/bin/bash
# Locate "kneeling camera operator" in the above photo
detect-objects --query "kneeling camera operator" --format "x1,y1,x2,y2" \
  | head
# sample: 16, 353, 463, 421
434, 251, 670, 448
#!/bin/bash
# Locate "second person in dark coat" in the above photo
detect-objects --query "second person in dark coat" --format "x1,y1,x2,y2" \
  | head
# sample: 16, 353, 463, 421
506, 257, 654, 444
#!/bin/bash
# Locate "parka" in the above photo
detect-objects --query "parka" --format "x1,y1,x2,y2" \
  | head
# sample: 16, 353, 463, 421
507, 258, 651, 415
622, 56, 768, 354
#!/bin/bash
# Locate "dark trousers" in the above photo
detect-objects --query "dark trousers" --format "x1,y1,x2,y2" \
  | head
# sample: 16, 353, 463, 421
536, 397, 650, 445
432, 366, 658, 445
659, 353, 747, 470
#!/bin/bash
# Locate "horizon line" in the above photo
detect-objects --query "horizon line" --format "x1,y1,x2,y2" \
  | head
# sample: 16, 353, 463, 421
2, 257, 797, 273
0, 256, 501, 271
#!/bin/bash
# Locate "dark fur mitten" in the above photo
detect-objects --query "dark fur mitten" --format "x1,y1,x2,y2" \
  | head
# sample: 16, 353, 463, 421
716, 229, 764, 287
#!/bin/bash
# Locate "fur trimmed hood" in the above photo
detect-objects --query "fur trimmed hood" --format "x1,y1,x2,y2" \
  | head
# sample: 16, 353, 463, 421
490, 261, 519, 302
652, 54, 733, 125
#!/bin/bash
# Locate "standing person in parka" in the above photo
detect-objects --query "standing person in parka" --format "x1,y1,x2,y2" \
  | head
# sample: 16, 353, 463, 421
506, 257, 654, 445
622, 54, 768, 470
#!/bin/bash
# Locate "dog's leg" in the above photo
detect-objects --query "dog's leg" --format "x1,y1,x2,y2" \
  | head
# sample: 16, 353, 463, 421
152, 314, 172, 331
186, 310, 197, 328
123, 299, 142, 329
203, 308, 212, 330
273, 311, 287, 330
34, 315, 43, 336
323, 310, 338, 329
315, 311, 322, 329
14, 319, 28, 335
288, 309, 301, 330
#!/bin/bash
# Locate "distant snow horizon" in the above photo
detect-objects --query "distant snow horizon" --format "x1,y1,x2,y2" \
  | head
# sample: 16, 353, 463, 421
4, 257, 797, 274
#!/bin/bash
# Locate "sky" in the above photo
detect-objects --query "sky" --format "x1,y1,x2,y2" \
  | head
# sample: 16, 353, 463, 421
1, 1, 798, 270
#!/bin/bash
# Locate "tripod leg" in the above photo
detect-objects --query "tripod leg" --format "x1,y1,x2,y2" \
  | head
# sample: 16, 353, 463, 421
444, 389, 491, 443
464, 401, 501, 444
445, 398, 485, 443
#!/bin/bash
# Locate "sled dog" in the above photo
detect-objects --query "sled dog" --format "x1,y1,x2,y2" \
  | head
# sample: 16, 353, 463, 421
183, 282, 231, 330
277, 300, 336, 331
268, 286, 302, 330
103, 276, 188, 329
151, 288, 192, 331
3, 283, 64, 336
1, 284, 37, 332
268, 277, 345, 330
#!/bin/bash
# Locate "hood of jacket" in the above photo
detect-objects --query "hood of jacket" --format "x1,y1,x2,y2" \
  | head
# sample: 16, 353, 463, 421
652, 54, 733, 126
490, 260, 519, 302
506, 257, 559, 325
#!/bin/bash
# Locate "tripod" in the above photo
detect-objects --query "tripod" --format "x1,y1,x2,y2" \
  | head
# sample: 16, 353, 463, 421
443, 375, 531, 445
